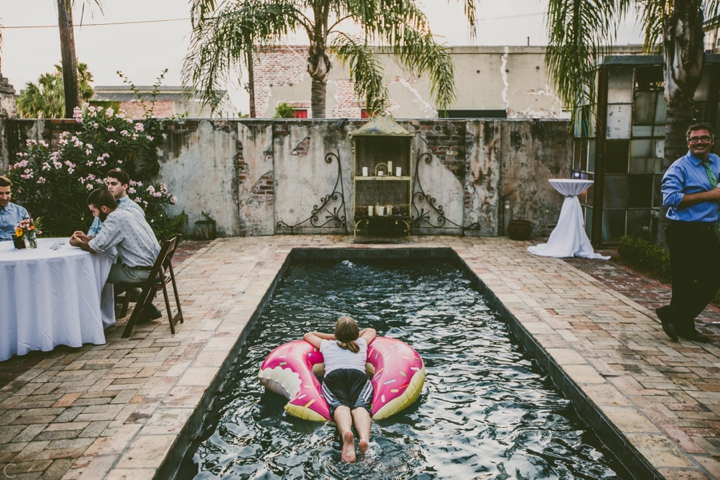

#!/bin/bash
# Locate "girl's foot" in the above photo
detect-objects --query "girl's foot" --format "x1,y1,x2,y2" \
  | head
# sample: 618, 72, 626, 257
341, 431, 356, 463
358, 439, 369, 454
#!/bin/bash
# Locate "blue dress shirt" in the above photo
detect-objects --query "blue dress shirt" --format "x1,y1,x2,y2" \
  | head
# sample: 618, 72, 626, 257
0, 202, 29, 241
87, 195, 145, 237
662, 151, 720, 223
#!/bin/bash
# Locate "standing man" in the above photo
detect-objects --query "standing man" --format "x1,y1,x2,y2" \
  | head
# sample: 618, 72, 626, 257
657, 122, 720, 343
0, 175, 30, 241
88, 169, 144, 237
71, 188, 162, 322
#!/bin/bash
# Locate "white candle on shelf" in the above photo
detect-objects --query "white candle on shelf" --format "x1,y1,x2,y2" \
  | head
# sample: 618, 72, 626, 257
368, 205, 374, 216
396, 167, 402, 177
378, 170, 384, 176
387, 161, 393, 173
362, 167, 368, 176
377, 206, 385, 216
387, 205, 393, 215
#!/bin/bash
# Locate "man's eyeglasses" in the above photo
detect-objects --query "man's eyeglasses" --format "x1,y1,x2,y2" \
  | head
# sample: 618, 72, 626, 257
688, 135, 714, 144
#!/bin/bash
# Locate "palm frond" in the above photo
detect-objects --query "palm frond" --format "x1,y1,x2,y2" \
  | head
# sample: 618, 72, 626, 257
348, 0, 455, 110
641, 0, 665, 53
545, 0, 626, 116
183, 0, 303, 108
332, 34, 389, 114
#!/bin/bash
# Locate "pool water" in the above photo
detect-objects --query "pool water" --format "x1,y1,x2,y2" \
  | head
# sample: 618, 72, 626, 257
181, 259, 623, 479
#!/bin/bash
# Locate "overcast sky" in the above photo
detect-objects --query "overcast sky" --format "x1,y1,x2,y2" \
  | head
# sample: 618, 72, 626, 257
0, 0, 644, 114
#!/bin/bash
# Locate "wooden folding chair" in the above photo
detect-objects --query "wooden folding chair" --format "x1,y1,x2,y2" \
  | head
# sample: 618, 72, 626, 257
120, 235, 184, 338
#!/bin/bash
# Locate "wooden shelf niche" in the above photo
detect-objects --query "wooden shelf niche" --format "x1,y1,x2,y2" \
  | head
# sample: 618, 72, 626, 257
349, 116, 414, 242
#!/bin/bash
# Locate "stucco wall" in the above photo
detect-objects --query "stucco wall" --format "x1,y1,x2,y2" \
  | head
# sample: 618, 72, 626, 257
0, 118, 572, 238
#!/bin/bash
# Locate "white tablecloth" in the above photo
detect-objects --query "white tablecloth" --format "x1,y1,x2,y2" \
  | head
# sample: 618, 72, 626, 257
528, 179, 609, 260
0, 238, 116, 361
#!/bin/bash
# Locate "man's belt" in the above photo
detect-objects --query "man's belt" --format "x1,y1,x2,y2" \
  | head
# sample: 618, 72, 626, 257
126, 264, 153, 270
670, 221, 716, 231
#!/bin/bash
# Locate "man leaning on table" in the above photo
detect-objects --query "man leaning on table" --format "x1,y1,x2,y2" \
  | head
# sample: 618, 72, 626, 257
88, 169, 144, 237
0, 175, 29, 241
657, 122, 720, 344
70, 188, 162, 322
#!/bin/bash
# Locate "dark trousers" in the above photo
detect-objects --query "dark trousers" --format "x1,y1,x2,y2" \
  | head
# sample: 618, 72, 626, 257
659, 221, 720, 333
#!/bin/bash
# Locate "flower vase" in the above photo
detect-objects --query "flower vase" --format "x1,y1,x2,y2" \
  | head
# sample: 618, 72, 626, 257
23, 230, 37, 249
12, 234, 26, 249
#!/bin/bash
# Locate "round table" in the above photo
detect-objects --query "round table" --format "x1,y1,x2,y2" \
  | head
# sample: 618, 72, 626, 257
527, 179, 609, 260
0, 238, 116, 361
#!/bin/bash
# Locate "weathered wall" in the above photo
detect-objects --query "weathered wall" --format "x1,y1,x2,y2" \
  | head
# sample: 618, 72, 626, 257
0, 118, 572, 238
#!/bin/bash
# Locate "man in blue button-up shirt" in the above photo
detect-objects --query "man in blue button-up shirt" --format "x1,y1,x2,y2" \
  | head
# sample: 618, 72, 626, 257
658, 122, 720, 343
0, 176, 29, 241
87, 170, 144, 237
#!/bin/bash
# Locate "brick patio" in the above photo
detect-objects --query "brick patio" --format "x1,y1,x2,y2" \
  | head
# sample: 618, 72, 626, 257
1, 236, 720, 479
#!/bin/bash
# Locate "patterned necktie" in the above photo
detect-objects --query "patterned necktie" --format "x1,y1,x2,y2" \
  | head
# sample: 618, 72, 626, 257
703, 161, 718, 189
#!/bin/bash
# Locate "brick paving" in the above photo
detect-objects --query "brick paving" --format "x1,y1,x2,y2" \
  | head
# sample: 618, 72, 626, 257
564, 254, 720, 339
0, 236, 719, 479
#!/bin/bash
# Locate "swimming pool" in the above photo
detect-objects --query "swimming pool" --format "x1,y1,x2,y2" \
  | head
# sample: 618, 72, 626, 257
179, 258, 623, 479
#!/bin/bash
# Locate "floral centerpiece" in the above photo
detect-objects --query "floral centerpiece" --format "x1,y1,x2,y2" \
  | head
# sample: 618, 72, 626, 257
13, 217, 41, 249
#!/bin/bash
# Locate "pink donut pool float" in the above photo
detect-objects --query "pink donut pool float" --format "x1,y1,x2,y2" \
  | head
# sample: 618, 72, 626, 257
258, 336, 425, 421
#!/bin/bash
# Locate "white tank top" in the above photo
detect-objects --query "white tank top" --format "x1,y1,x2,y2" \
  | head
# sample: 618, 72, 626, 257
320, 338, 368, 374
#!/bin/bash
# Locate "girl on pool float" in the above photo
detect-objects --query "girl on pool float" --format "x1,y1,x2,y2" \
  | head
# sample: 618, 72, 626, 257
304, 316, 376, 463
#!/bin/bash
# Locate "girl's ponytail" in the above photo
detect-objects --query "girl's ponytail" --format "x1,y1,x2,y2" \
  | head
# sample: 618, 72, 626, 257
334, 316, 361, 353
337, 339, 360, 353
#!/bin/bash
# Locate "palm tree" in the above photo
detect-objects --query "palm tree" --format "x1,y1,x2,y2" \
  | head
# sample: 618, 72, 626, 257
184, 0, 478, 118
546, 0, 720, 171
57, 0, 102, 118
16, 62, 94, 119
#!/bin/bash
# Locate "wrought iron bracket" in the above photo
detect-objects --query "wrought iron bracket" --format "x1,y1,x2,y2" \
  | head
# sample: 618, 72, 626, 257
276, 152, 348, 234
412, 152, 480, 234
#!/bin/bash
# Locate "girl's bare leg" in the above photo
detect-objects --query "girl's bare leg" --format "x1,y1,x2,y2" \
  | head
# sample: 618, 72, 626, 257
352, 407, 372, 454
333, 406, 356, 463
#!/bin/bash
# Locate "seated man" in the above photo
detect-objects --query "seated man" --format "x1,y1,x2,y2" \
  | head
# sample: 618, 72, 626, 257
88, 169, 145, 237
71, 188, 162, 322
0, 175, 30, 241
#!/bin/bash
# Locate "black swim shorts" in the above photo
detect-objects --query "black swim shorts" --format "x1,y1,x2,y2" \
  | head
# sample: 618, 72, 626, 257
321, 368, 373, 418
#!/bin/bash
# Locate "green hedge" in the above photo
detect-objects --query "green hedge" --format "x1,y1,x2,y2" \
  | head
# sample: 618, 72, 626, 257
617, 236, 672, 283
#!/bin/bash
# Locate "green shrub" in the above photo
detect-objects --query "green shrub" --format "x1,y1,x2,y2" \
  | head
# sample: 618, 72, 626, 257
273, 102, 296, 118
617, 236, 672, 283
5, 104, 185, 241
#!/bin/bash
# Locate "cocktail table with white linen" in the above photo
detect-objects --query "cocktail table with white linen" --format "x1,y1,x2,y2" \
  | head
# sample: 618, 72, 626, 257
528, 179, 609, 260
0, 237, 116, 361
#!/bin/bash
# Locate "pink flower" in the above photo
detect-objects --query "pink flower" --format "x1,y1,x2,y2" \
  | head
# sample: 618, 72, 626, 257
106, 127, 115, 132
37, 177, 46, 184
86, 183, 94, 190
134, 123, 144, 132
106, 108, 114, 117
146, 135, 154, 141
171, 196, 177, 204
